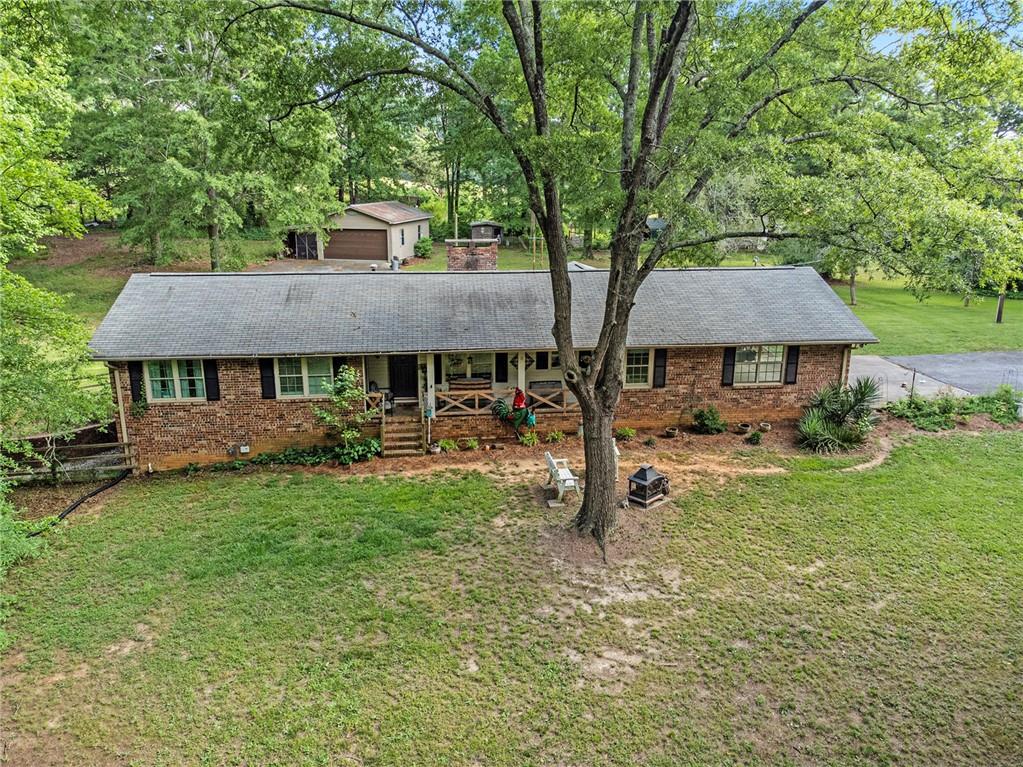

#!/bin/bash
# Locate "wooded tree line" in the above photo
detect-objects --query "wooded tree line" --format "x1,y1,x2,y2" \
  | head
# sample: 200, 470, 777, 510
2, 0, 1021, 552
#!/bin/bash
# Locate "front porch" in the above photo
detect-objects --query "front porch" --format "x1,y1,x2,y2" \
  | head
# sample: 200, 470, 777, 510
359, 350, 580, 421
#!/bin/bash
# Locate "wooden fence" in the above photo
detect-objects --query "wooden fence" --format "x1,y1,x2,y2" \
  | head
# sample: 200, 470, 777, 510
4, 441, 134, 482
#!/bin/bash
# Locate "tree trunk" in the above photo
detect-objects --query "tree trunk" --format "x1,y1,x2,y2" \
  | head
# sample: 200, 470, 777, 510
148, 230, 162, 265
206, 187, 220, 271
582, 223, 593, 260
848, 268, 857, 306
995, 291, 1006, 324
572, 400, 619, 561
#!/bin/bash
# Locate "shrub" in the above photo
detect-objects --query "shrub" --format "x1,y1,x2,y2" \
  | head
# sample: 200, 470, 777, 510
798, 377, 881, 453
437, 438, 459, 453
642, 436, 657, 447
745, 430, 763, 445
312, 365, 379, 447
888, 385, 1021, 431
692, 406, 728, 434
545, 430, 565, 444
519, 430, 540, 447
249, 439, 381, 466
413, 237, 433, 258
460, 437, 480, 450
614, 426, 637, 441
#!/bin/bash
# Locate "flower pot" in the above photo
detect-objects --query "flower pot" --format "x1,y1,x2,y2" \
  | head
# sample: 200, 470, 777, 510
737, 422, 753, 434
428, 443, 441, 455
665, 426, 680, 438
758, 422, 772, 432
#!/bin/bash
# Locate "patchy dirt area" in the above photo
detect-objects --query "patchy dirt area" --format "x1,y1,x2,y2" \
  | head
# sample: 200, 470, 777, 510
35, 234, 212, 276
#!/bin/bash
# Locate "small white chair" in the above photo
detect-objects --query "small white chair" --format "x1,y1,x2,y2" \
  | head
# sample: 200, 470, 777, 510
544, 451, 580, 502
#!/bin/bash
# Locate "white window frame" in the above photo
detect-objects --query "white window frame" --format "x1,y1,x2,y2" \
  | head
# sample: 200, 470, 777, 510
624, 348, 653, 389
143, 359, 206, 401
274, 357, 333, 398
535, 350, 560, 371
733, 344, 786, 386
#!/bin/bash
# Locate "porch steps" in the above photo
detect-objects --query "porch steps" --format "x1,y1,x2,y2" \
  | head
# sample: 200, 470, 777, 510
382, 416, 424, 457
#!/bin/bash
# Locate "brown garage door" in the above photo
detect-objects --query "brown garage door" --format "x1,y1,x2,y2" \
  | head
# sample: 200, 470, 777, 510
324, 229, 387, 260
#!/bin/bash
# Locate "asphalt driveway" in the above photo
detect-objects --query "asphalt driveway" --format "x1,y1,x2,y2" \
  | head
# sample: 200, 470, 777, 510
886, 352, 1023, 395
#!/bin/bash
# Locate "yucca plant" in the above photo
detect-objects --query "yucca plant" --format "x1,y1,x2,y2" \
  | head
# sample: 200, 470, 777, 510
798, 377, 881, 453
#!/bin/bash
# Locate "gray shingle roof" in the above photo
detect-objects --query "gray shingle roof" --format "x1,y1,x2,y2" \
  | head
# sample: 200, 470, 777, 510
89, 267, 876, 360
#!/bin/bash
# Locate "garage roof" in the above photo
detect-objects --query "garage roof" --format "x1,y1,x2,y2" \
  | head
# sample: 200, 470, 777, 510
346, 201, 432, 225
90, 267, 876, 360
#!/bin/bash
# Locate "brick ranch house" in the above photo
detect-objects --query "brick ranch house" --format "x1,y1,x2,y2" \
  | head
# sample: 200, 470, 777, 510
89, 267, 876, 471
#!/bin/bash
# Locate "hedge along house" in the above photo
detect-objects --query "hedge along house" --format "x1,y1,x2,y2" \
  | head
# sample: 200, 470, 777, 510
89, 267, 876, 471
283, 201, 431, 262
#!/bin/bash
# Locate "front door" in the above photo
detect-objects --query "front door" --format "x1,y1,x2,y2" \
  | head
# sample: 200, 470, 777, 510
388, 355, 418, 398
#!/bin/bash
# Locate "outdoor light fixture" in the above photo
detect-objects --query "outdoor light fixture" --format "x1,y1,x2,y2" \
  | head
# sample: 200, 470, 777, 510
627, 464, 669, 509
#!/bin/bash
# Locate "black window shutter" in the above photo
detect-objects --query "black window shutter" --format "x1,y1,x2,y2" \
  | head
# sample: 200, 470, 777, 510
784, 345, 800, 385
721, 347, 736, 386
536, 351, 549, 370
494, 352, 508, 383
203, 359, 220, 401
128, 361, 144, 403
652, 348, 668, 388
332, 356, 345, 379
259, 358, 277, 399
433, 354, 443, 384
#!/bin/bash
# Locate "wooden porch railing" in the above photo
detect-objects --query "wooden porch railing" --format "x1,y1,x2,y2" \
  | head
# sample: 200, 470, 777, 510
434, 388, 580, 416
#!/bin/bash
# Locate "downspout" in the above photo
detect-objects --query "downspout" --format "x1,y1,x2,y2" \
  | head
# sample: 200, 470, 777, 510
840, 346, 852, 384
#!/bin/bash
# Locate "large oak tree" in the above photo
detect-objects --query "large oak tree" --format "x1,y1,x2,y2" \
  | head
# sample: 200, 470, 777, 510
231, 0, 1021, 555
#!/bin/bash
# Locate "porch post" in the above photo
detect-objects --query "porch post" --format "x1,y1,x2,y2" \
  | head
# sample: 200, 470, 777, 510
517, 350, 526, 391
425, 353, 437, 417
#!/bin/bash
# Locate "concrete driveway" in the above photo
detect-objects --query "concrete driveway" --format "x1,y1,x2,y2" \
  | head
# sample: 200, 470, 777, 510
849, 356, 970, 402
248, 258, 393, 272
850, 352, 1023, 402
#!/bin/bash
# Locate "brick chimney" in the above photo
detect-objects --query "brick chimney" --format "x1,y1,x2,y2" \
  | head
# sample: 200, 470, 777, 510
445, 239, 498, 271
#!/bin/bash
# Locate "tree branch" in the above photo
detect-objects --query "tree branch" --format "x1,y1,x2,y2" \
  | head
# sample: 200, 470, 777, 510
737, 0, 827, 83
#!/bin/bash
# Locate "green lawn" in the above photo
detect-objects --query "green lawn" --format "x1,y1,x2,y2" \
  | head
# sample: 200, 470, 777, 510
4, 432, 1022, 765
842, 279, 1021, 356
9, 235, 278, 328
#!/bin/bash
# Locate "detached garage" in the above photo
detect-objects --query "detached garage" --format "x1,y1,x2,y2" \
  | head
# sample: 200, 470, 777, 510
324, 201, 431, 262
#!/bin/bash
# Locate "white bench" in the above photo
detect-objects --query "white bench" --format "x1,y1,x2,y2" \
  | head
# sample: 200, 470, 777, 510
544, 451, 580, 502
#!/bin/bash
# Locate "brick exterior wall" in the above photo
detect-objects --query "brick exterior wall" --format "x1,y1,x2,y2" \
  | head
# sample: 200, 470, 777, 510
111, 345, 847, 471
445, 240, 498, 271
110, 358, 372, 471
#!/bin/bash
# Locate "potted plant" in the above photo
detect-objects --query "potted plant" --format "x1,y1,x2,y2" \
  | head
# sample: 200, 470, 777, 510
428, 442, 441, 454
736, 422, 753, 434
665, 425, 679, 438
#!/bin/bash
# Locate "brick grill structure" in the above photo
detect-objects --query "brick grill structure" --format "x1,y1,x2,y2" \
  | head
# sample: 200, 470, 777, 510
445, 239, 498, 271
110, 345, 848, 471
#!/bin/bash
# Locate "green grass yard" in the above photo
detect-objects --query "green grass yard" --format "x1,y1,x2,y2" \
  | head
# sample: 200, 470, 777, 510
841, 279, 1021, 356
9, 234, 278, 328
4, 433, 1022, 765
